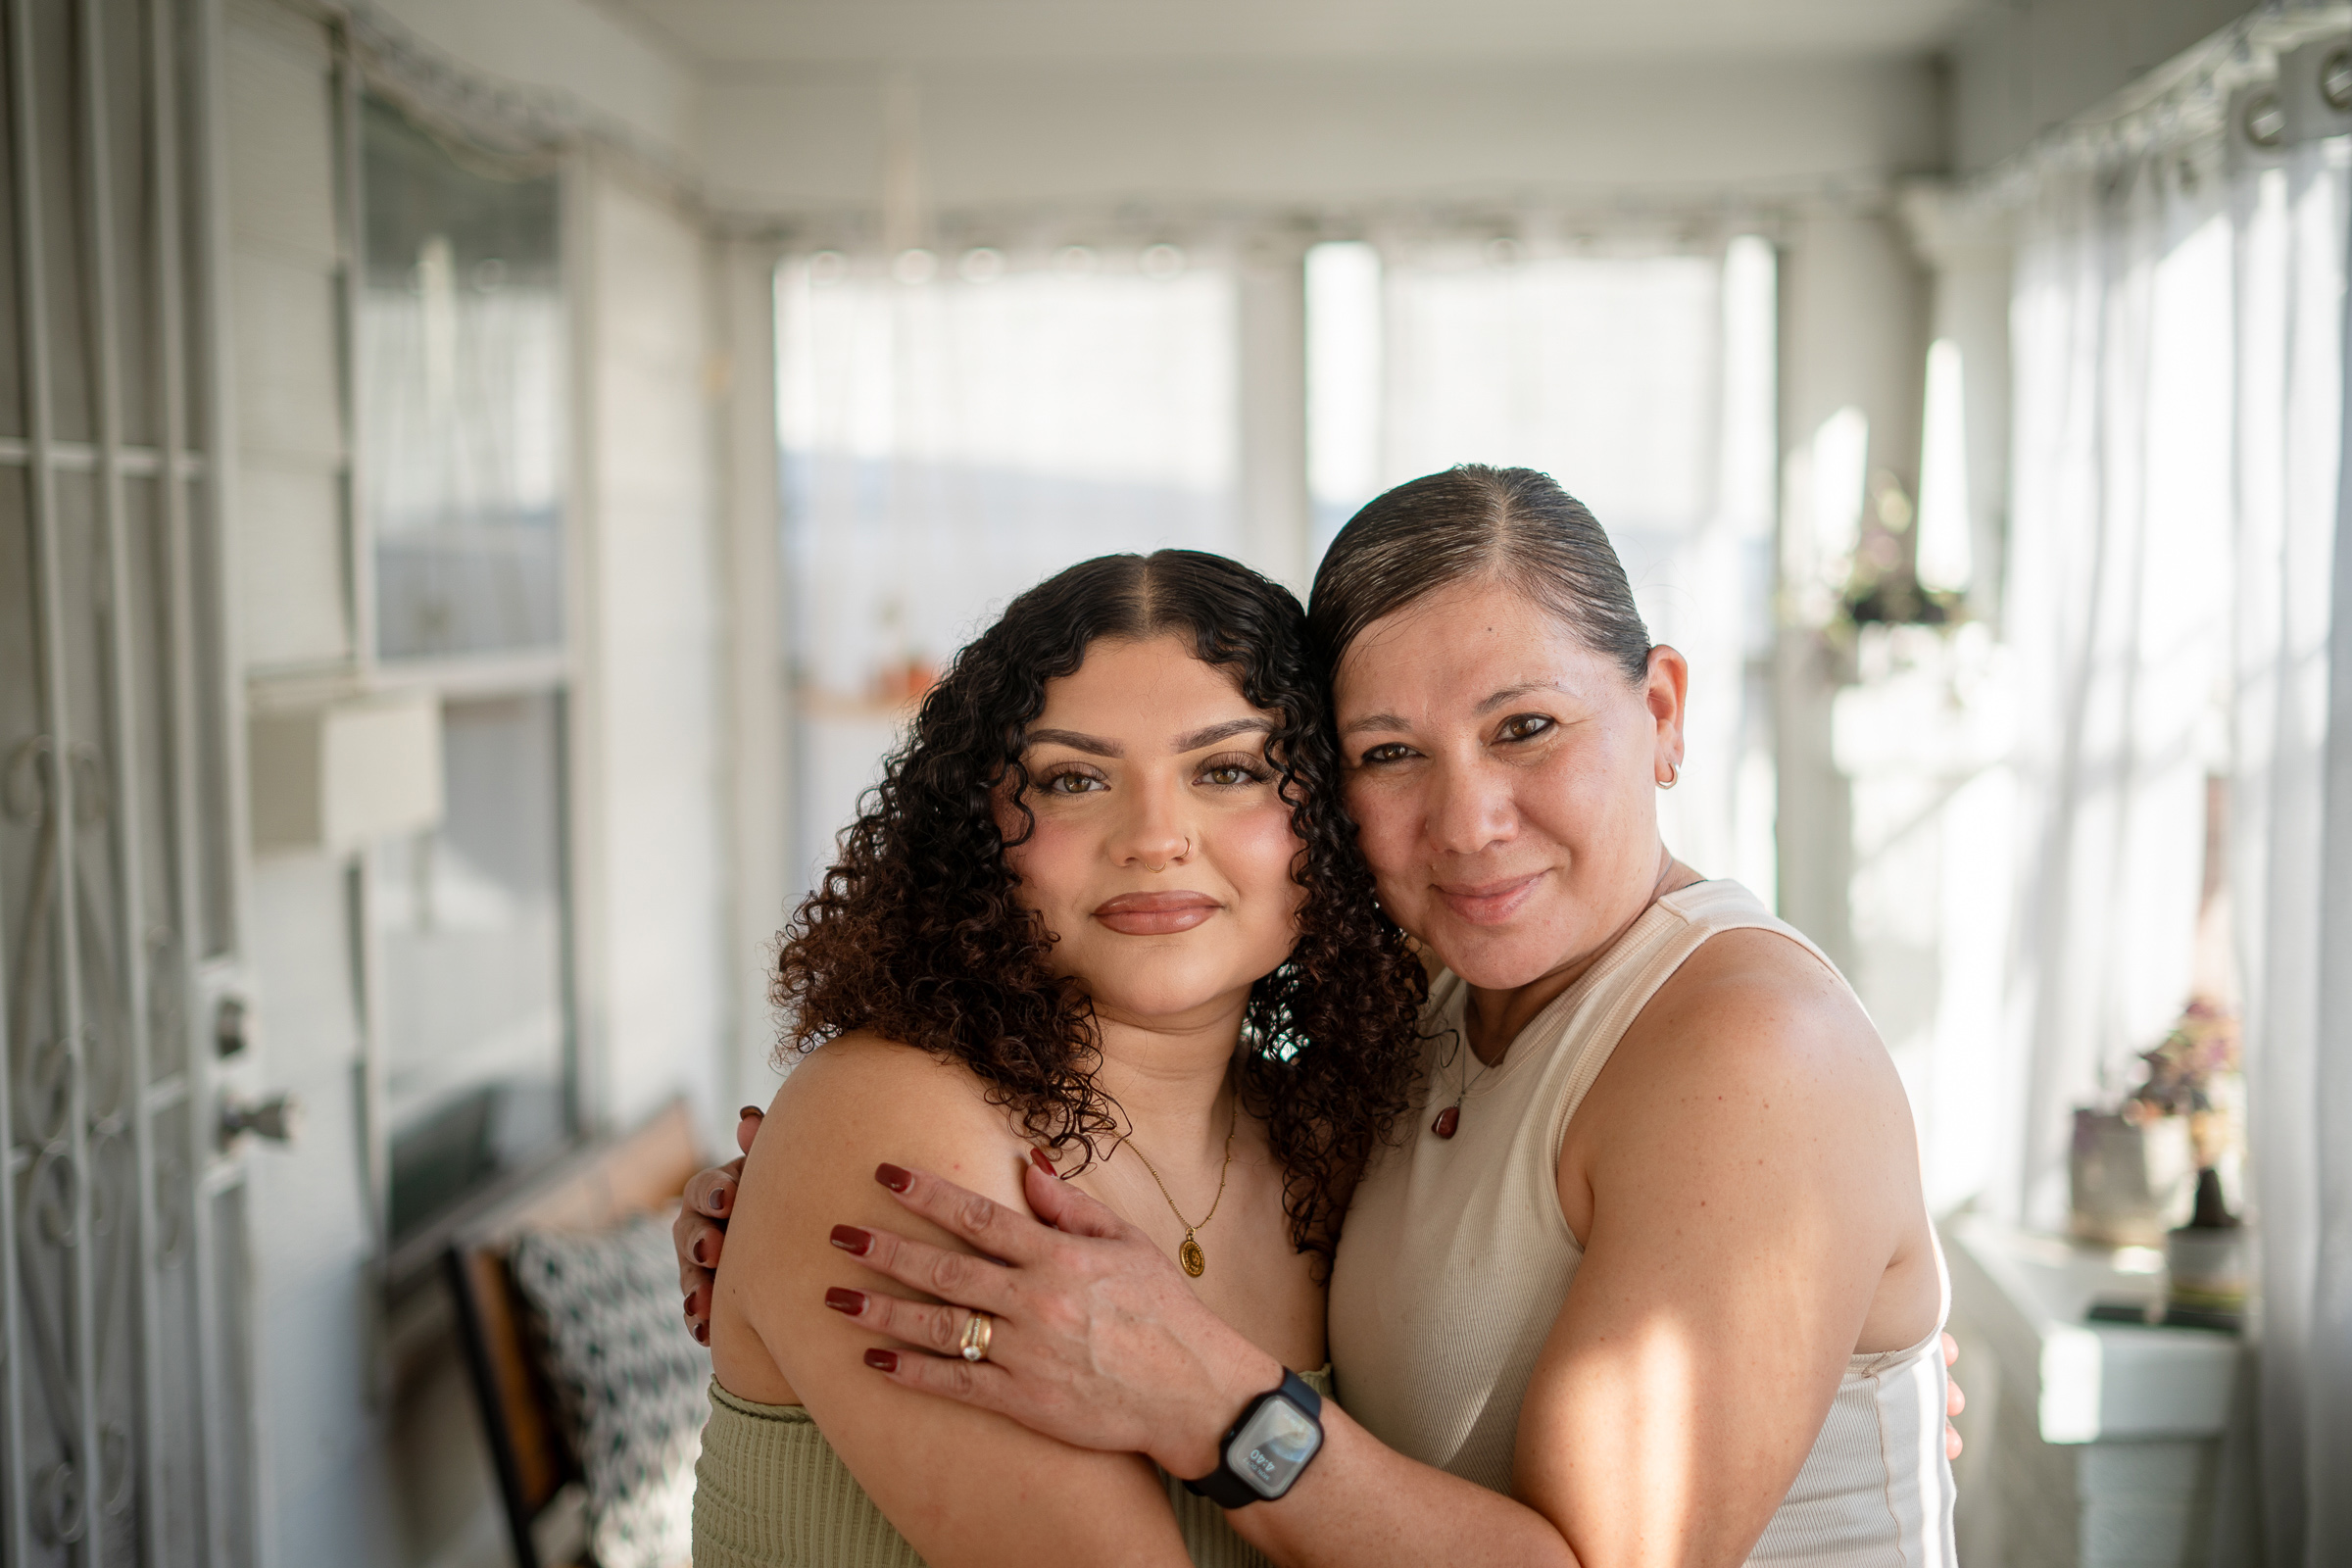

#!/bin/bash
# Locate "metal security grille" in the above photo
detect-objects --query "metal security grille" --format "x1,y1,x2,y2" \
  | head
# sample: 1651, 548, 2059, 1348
0, 0, 253, 1565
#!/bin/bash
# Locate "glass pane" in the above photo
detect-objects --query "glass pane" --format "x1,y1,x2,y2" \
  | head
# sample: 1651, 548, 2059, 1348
209, 1180, 257, 1568
119, 476, 183, 1080
173, 0, 205, 452
57, 472, 132, 1128
776, 251, 1240, 889
376, 691, 568, 1238
186, 474, 231, 959
103, 0, 158, 448
0, 0, 24, 440
33, 0, 94, 444
149, 1102, 206, 1566
360, 96, 562, 662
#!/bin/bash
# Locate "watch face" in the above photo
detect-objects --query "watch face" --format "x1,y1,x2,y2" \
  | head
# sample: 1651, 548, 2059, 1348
1226, 1395, 1323, 1499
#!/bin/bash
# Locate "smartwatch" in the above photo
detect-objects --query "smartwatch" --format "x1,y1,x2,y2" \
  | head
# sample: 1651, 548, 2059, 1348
1183, 1368, 1325, 1507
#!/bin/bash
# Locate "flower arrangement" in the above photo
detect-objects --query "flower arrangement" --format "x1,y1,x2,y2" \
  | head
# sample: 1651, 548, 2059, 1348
2122, 998, 2241, 1171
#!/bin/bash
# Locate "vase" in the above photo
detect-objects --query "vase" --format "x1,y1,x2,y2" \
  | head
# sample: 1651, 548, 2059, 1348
2068, 1108, 2195, 1247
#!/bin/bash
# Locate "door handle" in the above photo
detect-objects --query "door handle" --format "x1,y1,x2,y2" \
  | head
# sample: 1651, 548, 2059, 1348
220, 1093, 302, 1150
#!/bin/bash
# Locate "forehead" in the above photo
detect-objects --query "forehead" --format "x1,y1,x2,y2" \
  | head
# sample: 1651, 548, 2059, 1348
1333, 580, 1601, 710
1031, 635, 1263, 727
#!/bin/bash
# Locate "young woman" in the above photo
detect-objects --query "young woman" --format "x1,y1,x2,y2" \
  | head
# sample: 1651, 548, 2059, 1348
693, 551, 1427, 1568
687, 467, 1961, 1568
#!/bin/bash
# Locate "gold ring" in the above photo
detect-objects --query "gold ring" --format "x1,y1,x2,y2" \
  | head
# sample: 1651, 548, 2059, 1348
959, 1310, 994, 1363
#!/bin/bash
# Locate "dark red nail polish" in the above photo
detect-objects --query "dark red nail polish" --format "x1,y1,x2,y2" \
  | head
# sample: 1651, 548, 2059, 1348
691, 1237, 711, 1266
738, 1105, 761, 1121
830, 1224, 872, 1255
864, 1348, 898, 1372
692, 1321, 710, 1347
1028, 1147, 1054, 1175
875, 1163, 912, 1193
825, 1287, 866, 1315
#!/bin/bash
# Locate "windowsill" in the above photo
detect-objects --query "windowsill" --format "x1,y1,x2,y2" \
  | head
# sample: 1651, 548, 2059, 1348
1941, 1212, 2241, 1445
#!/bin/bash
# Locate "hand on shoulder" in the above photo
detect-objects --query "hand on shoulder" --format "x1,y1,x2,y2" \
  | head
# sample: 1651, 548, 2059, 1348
712, 1034, 1193, 1568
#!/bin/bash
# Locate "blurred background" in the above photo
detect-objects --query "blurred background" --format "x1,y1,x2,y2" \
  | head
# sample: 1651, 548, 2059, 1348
2, 0, 2349, 1564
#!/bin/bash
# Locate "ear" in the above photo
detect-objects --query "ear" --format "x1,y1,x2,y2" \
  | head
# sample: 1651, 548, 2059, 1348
1642, 646, 1690, 777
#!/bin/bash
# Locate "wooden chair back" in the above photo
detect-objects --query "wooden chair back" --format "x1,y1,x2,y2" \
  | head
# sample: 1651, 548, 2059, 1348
444, 1100, 704, 1568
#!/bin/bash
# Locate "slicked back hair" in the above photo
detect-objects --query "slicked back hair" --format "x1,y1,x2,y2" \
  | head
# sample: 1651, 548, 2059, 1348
1307, 465, 1652, 681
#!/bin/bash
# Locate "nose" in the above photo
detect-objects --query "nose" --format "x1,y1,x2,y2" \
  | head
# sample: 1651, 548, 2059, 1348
1424, 753, 1516, 857
1115, 774, 1194, 870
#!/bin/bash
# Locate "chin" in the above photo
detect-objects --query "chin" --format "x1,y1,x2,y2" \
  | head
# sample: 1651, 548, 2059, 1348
1420, 920, 1570, 991
1078, 956, 1256, 1021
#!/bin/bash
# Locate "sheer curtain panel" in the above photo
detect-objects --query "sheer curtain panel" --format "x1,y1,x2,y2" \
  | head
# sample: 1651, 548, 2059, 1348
1994, 40, 2352, 1563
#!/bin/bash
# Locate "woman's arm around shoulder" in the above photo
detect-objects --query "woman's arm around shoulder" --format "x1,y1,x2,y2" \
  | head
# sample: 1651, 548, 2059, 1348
712, 1035, 1193, 1568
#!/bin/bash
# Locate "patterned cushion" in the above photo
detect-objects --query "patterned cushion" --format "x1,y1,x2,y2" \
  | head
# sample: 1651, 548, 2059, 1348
510, 1213, 710, 1568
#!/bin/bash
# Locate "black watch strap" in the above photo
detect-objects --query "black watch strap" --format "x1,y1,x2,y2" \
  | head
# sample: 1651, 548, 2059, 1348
1183, 1368, 1324, 1508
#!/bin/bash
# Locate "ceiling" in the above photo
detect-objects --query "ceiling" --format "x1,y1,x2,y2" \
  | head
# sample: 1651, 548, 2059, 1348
600, 0, 1983, 69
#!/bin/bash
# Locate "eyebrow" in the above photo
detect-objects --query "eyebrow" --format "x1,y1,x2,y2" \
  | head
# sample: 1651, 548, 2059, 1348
1474, 681, 1564, 715
1342, 683, 1565, 735
1023, 727, 1122, 758
1172, 717, 1273, 752
1022, 716, 1273, 759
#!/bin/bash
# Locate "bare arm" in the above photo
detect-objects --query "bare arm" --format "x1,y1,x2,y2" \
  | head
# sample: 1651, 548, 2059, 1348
716, 1044, 1193, 1568
676, 1113, 1962, 1451
829, 937, 1942, 1567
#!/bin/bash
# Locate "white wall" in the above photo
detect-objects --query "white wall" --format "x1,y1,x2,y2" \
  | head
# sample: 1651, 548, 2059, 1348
572, 169, 731, 1138
220, 8, 403, 1566
363, 0, 702, 172
702, 54, 1947, 219
217, 7, 737, 1567
1947, 0, 2255, 174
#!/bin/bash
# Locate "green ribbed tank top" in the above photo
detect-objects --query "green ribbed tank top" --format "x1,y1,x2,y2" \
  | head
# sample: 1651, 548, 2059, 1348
692, 1366, 1333, 1568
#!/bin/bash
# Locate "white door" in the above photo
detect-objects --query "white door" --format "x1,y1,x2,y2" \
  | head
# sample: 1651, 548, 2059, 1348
0, 0, 266, 1561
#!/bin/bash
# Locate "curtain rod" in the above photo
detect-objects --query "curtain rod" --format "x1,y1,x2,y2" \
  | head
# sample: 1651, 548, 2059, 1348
1961, 4, 2351, 207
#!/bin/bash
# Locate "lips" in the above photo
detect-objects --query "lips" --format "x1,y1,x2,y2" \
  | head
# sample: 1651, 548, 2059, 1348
1432, 870, 1545, 926
1093, 890, 1221, 936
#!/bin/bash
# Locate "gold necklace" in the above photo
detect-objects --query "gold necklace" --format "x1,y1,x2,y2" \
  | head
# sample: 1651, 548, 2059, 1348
1118, 1086, 1240, 1277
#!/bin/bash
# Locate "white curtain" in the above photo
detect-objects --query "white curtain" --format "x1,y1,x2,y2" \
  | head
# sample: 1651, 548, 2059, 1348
1998, 104, 2352, 1568
2000, 153, 2234, 1232
1348, 237, 1781, 894
2228, 132, 2352, 1568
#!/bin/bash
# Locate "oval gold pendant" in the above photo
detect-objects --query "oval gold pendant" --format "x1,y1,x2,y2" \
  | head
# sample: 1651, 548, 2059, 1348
1179, 1236, 1205, 1277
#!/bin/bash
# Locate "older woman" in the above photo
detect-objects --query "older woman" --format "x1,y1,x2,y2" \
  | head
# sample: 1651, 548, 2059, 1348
685, 466, 1959, 1567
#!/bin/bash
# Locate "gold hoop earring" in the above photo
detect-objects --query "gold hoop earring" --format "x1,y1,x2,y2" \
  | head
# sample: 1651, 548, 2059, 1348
1658, 761, 1680, 790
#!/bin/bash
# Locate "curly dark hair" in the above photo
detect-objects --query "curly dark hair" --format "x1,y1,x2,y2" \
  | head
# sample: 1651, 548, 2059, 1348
773, 550, 1428, 1264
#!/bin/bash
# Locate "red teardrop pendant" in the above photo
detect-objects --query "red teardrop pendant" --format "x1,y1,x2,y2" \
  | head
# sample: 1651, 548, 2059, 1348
1432, 1106, 1460, 1139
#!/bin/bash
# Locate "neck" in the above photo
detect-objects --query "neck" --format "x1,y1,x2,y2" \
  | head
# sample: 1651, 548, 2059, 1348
1088, 995, 1248, 1167
1462, 843, 1697, 1063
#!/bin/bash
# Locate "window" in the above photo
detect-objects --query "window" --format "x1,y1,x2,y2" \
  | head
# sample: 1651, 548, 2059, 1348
776, 246, 1241, 888
360, 98, 564, 662
358, 96, 572, 1241
1306, 234, 1780, 891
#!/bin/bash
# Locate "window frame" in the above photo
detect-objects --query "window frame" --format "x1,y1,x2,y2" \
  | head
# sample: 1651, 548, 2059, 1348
331, 55, 584, 1281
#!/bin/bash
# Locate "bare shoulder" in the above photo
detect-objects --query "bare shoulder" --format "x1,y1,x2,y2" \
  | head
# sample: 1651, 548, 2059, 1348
714, 1033, 1036, 1397
746, 1032, 1034, 1217
1605, 925, 1902, 1125
1562, 924, 1923, 1262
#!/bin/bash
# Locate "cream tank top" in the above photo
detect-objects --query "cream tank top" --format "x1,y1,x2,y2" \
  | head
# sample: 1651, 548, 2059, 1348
1326, 879, 1956, 1567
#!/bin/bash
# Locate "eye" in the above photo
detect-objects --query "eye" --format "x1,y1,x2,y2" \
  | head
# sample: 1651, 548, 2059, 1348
1495, 713, 1555, 743
1357, 742, 1418, 766
1198, 755, 1273, 788
1038, 768, 1106, 796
